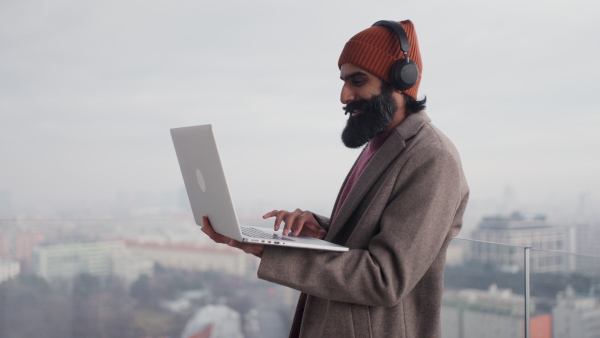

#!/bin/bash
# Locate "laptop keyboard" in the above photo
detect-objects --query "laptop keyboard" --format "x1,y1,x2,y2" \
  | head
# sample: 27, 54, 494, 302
242, 227, 295, 241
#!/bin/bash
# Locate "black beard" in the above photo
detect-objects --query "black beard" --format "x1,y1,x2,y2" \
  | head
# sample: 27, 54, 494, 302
341, 83, 398, 148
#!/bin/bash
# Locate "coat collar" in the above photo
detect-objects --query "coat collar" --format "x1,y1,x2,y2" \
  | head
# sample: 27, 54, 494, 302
326, 111, 432, 242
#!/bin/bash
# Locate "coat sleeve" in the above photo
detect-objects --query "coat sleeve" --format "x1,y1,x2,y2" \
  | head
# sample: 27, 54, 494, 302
257, 145, 465, 307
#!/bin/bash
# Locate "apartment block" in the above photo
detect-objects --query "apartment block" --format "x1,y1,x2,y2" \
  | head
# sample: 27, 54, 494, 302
469, 213, 572, 273
125, 240, 253, 277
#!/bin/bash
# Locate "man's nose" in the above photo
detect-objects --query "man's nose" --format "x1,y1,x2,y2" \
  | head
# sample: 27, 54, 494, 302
340, 84, 355, 104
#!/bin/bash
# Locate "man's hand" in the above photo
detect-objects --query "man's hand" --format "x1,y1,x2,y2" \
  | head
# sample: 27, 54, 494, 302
263, 209, 327, 239
201, 216, 264, 258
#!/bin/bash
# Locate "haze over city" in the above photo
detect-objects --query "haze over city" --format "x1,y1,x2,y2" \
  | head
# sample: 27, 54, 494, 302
1, 0, 599, 225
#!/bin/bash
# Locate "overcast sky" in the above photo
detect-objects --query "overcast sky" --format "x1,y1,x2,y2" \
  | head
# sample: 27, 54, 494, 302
1, 0, 599, 222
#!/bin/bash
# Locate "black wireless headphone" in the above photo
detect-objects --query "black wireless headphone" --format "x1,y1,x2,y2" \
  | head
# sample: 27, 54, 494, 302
371, 20, 419, 91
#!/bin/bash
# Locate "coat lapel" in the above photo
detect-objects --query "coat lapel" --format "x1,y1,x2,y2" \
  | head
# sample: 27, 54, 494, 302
326, 112, 431, 242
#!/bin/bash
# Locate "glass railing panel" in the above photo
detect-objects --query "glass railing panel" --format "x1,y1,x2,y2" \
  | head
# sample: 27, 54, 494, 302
443, 238, 527, 338
13, 218, 600, 338
529, 248, 600, 338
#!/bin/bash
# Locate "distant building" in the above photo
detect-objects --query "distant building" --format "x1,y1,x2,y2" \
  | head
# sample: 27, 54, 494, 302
14, 232, 44, 272
0, 229, 45, 272
552, 286, 600, 338
34, 240, 121, 281
441, 285, 551, 338
572, 221, 600, 275
33, 240, 153, 284
0, 259, 20, 284
126, 240, 253, 277
110, 244, 154, 287
180, 304, 243, 338
468, 212, 572, 273
0, 230, 10, 260
575, 221, 600, 256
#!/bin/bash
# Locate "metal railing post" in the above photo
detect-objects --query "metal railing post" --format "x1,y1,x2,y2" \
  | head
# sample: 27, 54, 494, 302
524, 247, 531, 338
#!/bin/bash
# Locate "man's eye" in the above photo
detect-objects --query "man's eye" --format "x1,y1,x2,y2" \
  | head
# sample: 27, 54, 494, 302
352, 79, 366, 86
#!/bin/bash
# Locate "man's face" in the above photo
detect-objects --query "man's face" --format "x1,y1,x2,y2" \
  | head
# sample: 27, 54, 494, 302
339, 64, 398, 148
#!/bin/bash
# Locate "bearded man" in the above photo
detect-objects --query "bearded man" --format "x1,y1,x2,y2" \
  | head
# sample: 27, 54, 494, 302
202, 20, 469, 338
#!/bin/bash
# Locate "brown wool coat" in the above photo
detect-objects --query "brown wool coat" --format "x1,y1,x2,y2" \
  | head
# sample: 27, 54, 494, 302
258, 111, 469, 338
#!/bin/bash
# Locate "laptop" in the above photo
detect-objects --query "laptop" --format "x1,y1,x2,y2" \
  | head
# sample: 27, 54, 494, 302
170, 124, 349, 252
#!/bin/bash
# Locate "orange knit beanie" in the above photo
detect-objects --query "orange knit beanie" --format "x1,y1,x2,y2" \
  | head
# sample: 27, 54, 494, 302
338, 20, 422, 100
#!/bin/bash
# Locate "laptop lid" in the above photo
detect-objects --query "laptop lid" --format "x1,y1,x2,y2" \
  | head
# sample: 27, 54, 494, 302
170, 124, 244, 241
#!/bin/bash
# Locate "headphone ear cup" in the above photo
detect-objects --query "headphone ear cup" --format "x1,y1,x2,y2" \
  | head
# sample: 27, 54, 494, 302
390, 59, 419, 91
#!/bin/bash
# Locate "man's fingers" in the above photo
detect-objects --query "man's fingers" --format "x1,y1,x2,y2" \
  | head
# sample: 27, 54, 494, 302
262, 210, 279, 219
290, 211, 326, 239
202, 215, 211, 228
201, 216, 217, 236
290, 213, 309, 237
274, 211, 289, 231
283, 209, 304, 235
202, 216, 264, 258
282, 213, 297, 235
202, 216, 232, 244
262, 209, 323, 238
262, 210, 286, 231
228, 238, 241, 248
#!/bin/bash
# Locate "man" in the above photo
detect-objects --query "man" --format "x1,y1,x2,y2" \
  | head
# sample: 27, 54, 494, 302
202, 20, 469, 337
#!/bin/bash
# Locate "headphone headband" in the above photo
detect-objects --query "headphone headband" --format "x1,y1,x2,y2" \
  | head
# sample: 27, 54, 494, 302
372, 20, 411, 53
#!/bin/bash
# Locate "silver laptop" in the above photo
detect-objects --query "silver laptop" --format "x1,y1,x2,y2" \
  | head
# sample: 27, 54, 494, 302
170, 124, 349, 252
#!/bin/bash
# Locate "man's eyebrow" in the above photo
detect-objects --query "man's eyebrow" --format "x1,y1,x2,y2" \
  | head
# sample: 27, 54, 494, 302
340, 71, 368, 81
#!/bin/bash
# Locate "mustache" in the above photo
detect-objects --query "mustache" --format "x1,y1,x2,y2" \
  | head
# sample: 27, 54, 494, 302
343, 100, 369, 115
